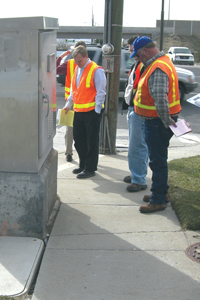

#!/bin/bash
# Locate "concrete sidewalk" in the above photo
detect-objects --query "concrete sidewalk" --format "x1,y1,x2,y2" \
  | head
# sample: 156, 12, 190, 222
32, 128, 200, 300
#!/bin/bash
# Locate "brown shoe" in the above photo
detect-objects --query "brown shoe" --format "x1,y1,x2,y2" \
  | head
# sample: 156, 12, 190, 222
143, 194, 170, 203
126, 183, 147, 192
123, 175, 131, 183
139, 202, 166, 213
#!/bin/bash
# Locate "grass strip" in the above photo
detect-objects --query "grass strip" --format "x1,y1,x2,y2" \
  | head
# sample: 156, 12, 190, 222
168, 155, 200, 230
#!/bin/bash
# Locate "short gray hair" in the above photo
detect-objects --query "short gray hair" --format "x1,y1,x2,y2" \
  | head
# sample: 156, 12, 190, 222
143, 41, 157, 49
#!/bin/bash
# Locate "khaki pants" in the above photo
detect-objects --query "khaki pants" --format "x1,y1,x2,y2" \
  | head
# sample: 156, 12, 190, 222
65, 126, 73, 155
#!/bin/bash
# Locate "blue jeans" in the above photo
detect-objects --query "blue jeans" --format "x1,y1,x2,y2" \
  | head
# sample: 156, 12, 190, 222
127, 107, 148, 185
144, 118, 176, 205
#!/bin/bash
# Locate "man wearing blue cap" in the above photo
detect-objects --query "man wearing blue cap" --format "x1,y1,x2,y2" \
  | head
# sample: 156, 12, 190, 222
132, 36, 181, 213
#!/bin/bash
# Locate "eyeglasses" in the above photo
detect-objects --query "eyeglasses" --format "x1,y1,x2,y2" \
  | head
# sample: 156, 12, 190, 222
135, 48, 143, 58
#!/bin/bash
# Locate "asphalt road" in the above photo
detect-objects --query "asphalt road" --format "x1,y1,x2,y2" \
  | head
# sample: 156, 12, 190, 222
56, 64, 200, 134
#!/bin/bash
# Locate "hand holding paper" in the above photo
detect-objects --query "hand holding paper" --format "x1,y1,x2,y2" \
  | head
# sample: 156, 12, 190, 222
57, 109, 74, 127
169, 119, 192, 137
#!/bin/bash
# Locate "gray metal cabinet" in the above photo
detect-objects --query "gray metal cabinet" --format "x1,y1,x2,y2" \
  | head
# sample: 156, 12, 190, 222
0, 17, 58, 173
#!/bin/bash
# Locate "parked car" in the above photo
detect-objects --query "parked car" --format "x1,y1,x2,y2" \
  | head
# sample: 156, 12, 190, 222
56, 50, 65, 58
168, 47, 194, 65
175, 66, 197, 101
57, 45, 198, 101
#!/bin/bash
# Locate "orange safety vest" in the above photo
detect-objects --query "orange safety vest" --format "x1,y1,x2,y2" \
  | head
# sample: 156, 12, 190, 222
72, 61, 100, 112
65, 59, 76, 101
133, 62, 143, 94
134, 55, 181, 117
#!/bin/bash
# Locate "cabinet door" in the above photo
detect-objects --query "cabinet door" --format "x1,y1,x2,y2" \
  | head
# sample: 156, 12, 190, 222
38, 31, 57, 163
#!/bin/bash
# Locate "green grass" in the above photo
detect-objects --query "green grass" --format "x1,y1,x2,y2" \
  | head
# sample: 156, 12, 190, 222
168, 155, 200, 230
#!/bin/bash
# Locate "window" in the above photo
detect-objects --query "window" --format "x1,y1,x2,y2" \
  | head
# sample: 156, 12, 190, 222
174, 48, 191, 54
87, 50, 96, 61
124, 53, 135, 69
88, 49, 102, 66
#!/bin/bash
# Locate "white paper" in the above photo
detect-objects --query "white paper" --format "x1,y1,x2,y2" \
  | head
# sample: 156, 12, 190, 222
169, 119, 192, 137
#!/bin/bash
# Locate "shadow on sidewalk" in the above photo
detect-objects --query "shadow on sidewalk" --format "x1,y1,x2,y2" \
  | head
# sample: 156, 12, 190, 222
33, 202, 200, 300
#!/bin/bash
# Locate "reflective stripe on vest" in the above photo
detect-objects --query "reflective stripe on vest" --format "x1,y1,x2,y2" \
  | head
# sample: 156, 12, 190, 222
86, 62, 97, 87
74, 101, 96, 109
65, 59, 76, 100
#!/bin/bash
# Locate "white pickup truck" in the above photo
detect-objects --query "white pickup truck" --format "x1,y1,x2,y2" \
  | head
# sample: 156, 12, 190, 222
168, 47, 194, 66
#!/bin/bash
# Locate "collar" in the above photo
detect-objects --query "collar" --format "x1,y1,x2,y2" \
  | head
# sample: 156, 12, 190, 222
80, 58, 91, 70
145, 51, 165, 67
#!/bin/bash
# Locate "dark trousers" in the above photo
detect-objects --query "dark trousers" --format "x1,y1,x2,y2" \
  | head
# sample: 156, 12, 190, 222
73, 110, 102, 171
144, 117, 177, 205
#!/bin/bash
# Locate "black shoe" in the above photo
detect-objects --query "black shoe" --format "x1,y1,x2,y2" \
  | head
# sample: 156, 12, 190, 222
77, 170, 95, 179
66, 154, 73, 162
123, 175, 131, 183
72, 167, 84, 174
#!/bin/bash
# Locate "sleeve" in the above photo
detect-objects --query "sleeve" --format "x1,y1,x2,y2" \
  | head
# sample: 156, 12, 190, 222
56, 60, 68, 75
93, 68, 107, 114
148, 68, 175, 128
124, 66, 135, 105
63, 88, 73, 109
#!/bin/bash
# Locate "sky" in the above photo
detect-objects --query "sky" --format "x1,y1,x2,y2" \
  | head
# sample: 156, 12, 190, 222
1, 0, 200, 28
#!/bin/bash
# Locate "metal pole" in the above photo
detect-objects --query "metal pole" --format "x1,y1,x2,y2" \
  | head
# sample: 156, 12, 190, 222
160, 0, 165, 51
106, 0, 124, 154
100, 0, 112, 154
103, 0, 108, 43
168, 0, 170, 20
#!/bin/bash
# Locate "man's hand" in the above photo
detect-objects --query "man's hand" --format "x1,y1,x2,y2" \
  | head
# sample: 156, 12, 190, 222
63, 107, 70, 114
171, 120, 177, 127
60, 50, 71, 59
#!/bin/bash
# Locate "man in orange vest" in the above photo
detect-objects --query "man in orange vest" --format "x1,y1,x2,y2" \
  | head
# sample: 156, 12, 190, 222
56, 41, 87, 162
123, 36, 148, 193
131, 36, 181, 213
63, 46, 106, 179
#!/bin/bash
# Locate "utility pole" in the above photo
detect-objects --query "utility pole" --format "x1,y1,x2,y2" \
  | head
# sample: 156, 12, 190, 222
101, 0, 124, 154
92, 6, 94, 26
168, 0, 170, 20
92, 6, 94, 43
160, 0, 165, 51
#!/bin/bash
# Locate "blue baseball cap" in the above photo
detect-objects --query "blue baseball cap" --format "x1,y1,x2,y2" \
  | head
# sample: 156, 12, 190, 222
130, 36, 153, 58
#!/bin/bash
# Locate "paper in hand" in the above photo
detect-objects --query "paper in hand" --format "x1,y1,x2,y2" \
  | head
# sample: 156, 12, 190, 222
169, 119, 192, 137
57, 109, 74, 127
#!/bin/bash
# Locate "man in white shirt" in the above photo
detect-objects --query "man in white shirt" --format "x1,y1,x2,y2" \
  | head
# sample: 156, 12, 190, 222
64, 46, 106, 179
